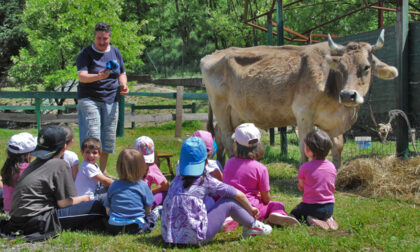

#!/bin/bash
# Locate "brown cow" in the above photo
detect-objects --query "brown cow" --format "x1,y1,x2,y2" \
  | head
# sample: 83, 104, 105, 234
201, 30, 398, 168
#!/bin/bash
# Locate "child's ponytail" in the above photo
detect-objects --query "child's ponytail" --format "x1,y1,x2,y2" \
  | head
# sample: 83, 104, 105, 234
1, 150, 30, 186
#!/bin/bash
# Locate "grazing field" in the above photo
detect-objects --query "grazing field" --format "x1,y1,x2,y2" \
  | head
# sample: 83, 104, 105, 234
0, 122, 419, 251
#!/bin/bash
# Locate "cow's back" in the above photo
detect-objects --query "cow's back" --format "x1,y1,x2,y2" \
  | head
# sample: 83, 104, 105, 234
200, 44, 331, 128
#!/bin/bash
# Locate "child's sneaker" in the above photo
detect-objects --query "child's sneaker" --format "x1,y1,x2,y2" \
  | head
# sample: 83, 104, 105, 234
326, 217, 339, 230
307, 216, 330, 230
242, 220, 272, 238
150, 205, 163, 222
268, 213, 301, 227
223, 217, 239, 232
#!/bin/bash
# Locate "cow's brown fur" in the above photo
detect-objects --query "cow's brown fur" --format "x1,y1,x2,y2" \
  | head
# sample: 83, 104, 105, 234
201, 38, 398, 168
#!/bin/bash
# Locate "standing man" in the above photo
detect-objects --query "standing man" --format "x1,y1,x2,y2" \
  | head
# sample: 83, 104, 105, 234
76, 21, 129, 173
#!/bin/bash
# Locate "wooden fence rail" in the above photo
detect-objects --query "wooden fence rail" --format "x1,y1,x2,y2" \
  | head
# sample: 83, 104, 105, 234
0, 90, 208, 136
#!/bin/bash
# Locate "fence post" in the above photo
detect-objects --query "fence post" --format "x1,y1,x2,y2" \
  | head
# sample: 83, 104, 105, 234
175, 86, 184, 138
131, 104, 135, 129
117, 94, 125, 137
35, 98, 41, 132
192, 102, 197, 113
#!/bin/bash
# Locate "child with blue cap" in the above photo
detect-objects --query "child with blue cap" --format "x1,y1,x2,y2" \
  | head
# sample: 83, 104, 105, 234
161, 137, 272, 246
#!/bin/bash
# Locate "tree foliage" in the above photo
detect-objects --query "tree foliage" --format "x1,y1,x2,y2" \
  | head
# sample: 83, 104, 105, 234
0, 0, 28, 87
8, 0, 153, 91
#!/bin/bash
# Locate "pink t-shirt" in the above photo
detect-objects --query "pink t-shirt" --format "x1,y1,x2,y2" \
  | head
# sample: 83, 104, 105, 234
223, 157, 270, 206
144, 163, 167, 188
298, 159, 336, 204
3, 163, 29, 212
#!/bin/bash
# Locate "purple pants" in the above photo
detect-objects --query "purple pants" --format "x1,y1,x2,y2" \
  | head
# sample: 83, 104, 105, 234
204, 197, 255, 243
152, 192, 167, 209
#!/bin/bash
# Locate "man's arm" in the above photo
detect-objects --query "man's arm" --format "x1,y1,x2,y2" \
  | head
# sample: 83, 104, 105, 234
119, 73, 129, 95
78, 70, 110, 83
57, 195, 91, 208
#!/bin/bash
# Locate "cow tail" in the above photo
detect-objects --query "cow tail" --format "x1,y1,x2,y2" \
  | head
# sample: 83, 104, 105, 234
207, 102, 215, 136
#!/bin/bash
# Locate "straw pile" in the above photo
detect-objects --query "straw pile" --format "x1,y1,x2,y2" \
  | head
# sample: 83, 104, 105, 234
336, 155, 420, 204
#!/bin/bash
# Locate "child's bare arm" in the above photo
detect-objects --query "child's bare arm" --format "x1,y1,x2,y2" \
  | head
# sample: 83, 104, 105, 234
93, 174, 114, 187
297, 179, 304, 191
151, 180, 169, 194
210, 169, 223, 181
71, 164, 79, 180
145, 206, 152, 215
234, 190, 259, 219
260, 191, 270, 204
106, 207, 110, 215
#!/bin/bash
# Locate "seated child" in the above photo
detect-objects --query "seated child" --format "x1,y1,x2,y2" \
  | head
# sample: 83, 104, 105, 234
60, 125, 79, 180
1, 133, 36, 216
161, 137, 272, 246
134, 136, 169, 209
104, 148, 159, 235
223, 123, 300, 230
192, 130, 223, 181
175, 130, 223, 181
74, 137, 113, 200
290, 129, 338, 230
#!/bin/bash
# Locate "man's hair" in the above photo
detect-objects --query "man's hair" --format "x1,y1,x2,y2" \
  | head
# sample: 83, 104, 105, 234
116, 148, 148, 182
81, 137, 102, 153
94, 22, 112, 36
234, 140, 265, 160
304, 129, 332, 160
60, 125, 74, 145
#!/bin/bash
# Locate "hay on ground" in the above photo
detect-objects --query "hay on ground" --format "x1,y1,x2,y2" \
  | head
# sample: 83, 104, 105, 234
336, 155, 420, 204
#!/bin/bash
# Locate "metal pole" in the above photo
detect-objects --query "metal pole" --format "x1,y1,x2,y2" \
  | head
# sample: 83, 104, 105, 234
395, 0, 409, 158
117, 92, 125, 137
35, 98, 41, 133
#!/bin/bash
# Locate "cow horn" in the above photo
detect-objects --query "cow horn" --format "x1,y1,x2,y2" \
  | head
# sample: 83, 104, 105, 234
328, 34, 344, 55
372, 29, 385, 51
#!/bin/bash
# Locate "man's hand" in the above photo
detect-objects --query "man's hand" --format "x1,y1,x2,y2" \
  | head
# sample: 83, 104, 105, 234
98, 69, 110, 80
120, 83, 129, 95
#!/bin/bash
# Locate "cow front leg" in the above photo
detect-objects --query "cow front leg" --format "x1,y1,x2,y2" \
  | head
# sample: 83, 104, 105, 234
331, 134, 344, 169
296, 121, 315, 166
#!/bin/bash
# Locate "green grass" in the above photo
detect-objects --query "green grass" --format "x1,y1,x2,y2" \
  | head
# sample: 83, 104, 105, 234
0, 124, 419, 251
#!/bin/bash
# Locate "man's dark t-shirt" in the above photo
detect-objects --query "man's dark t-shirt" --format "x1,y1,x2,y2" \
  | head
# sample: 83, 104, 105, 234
10, 158, 77, 218
76, 45, 125, 104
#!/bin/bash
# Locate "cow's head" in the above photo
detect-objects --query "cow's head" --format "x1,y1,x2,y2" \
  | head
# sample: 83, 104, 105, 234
326, 30, 398, 107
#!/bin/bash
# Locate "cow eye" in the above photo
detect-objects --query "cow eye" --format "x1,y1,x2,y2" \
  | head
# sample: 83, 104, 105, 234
363, 65, 370, 72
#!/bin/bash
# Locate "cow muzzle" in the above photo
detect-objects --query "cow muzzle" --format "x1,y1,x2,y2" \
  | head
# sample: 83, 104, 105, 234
339, 90, 364, 106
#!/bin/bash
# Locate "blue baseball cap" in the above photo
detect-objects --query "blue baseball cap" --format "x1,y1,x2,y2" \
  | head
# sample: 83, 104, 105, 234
179, 137, 207, 176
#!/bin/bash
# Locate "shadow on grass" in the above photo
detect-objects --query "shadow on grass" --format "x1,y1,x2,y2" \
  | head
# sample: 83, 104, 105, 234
135, 234, 242, 248
269, 175, 301, 197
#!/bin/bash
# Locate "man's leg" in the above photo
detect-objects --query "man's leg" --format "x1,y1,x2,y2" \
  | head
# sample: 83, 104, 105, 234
100, 101, 118, 172
77, 98, 101, 148
56, 200, 106, 230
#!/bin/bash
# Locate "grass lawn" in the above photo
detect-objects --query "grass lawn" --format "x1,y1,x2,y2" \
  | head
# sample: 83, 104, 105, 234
0, 121, 419, 251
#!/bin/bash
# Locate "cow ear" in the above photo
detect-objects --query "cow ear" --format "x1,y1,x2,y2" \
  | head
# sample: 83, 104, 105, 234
372, 55, 398, 79
326, 55, 340, 70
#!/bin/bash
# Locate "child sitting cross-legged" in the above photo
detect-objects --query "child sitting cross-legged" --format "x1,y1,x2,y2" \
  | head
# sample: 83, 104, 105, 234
290, 129, 338, 230
1, 133, 37, 217
161, 137, 272, 246
223, 123, 300, 231
74, 137, 113, 201
104, 148, 159, 235
134, 136, 169, 210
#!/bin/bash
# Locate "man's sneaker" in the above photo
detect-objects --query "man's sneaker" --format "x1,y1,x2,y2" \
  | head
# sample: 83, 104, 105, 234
268, 213, 301, 227
242, 220, 272, 238
150, 205, 163, 222
307, 216, 330, 230
326, 217, 339, 230
223, 217, 239, 232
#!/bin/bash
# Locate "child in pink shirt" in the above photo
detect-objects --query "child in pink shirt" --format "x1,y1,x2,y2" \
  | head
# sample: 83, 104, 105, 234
1, 133, 37, 216
134, 136, 169, 209
290, 129, 338, 230
223, 123, 300, 228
